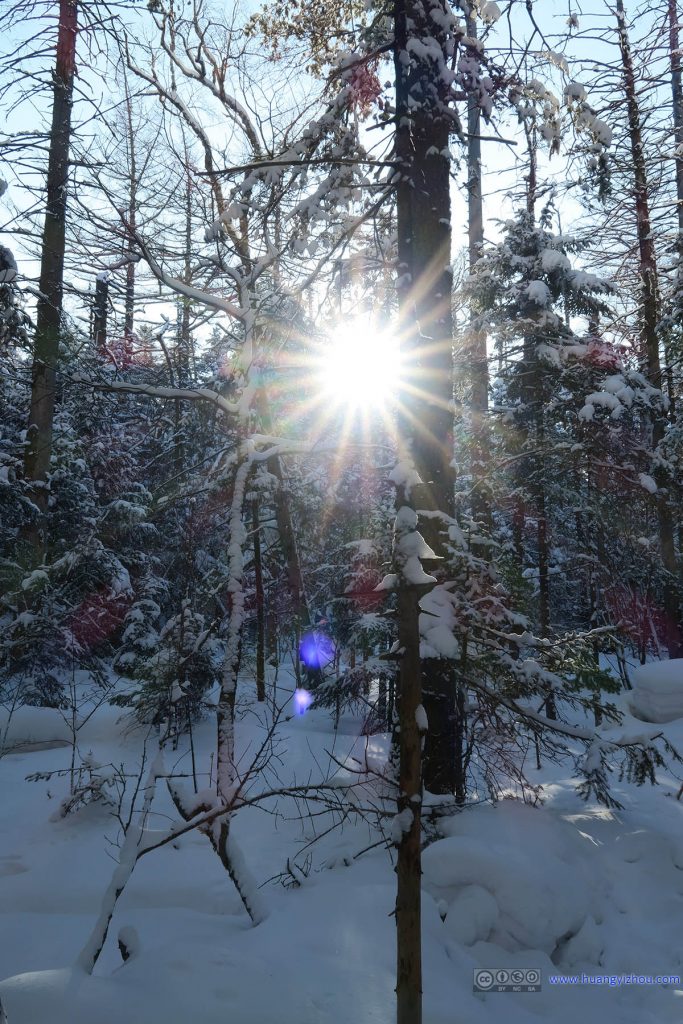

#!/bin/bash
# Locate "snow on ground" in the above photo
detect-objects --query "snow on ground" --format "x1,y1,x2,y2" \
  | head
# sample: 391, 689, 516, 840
2, 669, 683, 1023
0, 705, 72, 752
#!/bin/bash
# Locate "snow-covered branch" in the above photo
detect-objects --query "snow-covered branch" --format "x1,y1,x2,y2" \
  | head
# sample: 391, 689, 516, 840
69, 374, 241, 417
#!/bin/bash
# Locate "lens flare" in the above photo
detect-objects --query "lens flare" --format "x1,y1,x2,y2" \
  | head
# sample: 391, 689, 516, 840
293, 688, 314, 715
299, 630, 335, 670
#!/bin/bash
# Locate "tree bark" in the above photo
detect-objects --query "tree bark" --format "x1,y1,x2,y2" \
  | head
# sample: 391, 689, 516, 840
255, 388, 312, 635
616, 0, 660, 378
394, 0, 456, 798
665, 0, 682, 417
522, 127, 555, 709
92, 273, 108, 355
465, 15, 490, 538
177, 165, 193, 383
252, 498, 266, 702
123, 79, 137, 359
392, 1, 456, 1019
23, 0, 78, 554
670, 0, 683, 257
618, 0, 682, 657
393, 485, 424, 1024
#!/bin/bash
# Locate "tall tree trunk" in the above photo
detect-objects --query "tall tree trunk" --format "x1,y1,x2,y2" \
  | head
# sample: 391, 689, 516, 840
670, 0, 683, 270
255, 388, 312, 636
537, 484, 550, 635
173, 166, 193, 478
23, 0, 78, 555
392, 1, 455, 1020
393, 484, 424, 1024
453, 670, 467, 804
618, 0, 682, 657
522, 127, 555, 711
92, 272, 108, 355
616, 0, 660, 376
123, 79, 137, 360
394, 0, 456, 799
252, 498, 266, 702
465, 15, 490, 538
536, 469, 556, 715
217, 455, 252, 802
177, 166, 192, 383
665, 0, 682, 417
668, 0, 683, 638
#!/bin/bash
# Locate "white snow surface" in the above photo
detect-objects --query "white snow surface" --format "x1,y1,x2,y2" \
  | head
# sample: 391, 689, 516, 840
1, 671, 683, 1022
0, 705, 72, 752
629, 659, 683, 723
422, 801, 595, 955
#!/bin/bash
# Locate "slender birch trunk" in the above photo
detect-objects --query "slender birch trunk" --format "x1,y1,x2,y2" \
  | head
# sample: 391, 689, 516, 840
211, 448, 267, 924
77, 748, 163, 974
252, 497, 266, 702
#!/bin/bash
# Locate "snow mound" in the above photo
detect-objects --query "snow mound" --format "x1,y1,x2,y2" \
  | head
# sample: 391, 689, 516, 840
629, 659, 683, 723
422, 800, 597, 956
558, 915, 604, 965
443, 885, 498, 946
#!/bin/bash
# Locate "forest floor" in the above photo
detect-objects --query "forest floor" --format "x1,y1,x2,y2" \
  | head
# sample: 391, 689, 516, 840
1, 665, 683, 1023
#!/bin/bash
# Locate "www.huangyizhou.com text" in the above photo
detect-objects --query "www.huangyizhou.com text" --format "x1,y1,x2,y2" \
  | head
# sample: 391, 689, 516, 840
548, 973, 680, 987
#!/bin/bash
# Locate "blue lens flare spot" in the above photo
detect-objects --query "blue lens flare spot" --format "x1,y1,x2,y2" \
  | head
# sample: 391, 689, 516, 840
299, 630, 335, 670
293, 688, 314, 715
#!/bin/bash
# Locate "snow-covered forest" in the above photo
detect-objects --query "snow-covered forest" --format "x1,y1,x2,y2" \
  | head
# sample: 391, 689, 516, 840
1, 0, 683, 1021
